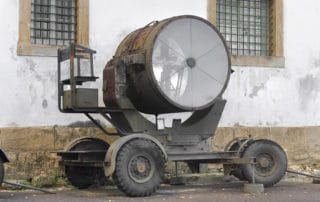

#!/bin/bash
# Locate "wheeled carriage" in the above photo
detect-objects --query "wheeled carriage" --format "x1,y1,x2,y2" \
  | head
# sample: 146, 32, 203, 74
56, 15, 287, 196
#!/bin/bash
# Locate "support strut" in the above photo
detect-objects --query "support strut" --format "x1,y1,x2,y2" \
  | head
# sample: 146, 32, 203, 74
3, 180, 55, 194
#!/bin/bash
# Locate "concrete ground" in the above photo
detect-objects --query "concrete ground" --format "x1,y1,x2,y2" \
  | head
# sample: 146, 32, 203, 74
0, 177, 319, 202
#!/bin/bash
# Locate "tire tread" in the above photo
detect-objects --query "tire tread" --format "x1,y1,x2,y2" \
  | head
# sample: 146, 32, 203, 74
113, 138, 165, 197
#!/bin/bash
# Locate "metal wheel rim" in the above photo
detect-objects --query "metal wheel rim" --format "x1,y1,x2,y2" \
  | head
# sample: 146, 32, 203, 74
255, 153, 277, 177
128, 153, 155, 183
150, 15, 231, 111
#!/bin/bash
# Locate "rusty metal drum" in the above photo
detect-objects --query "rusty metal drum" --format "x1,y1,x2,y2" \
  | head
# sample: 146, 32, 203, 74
103, 15, 231, 114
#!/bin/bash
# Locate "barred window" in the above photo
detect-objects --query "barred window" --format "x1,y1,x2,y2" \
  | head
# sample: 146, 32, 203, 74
30, 0, 76, 46
216, 0, 270, 56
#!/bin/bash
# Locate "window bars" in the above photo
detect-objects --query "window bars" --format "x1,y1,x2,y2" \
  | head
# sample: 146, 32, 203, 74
216, 0, 270, 56
31, 0, 76, 46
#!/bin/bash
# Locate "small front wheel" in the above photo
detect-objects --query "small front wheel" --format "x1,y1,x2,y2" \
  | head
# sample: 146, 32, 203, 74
241, 140, 287, 187
113, 138, 165, 197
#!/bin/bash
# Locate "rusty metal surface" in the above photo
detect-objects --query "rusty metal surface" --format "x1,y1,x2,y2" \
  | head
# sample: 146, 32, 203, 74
102, 17, 181, 114
115, 22, 158, 56
103, 60, 117, 108
108, 19, 174, 114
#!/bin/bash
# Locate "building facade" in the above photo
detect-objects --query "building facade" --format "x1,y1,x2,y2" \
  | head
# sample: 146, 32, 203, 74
0, 0, 319, 179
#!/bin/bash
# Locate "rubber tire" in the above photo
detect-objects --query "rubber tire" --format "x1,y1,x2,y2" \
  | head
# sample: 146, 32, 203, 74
241, 140, 287, 187
0, 159, 4, 185
187, 161, 200, 173
230, 167, 246, 181
65, 138, 109, 189
223, 139, 247, 181
113, 138, 165, 197
65, 166, 106, 189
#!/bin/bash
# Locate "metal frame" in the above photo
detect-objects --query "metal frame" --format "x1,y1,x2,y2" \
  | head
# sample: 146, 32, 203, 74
57, 43, 254, 176
58, 43, 98, 113
57, 43, 134, 136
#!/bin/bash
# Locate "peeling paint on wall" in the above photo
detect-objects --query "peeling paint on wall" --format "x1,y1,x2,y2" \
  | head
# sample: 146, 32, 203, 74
17, 58, 41, 82
249, 84, 265, 98
9, 45, 17, 61
28, 84, 37, 105
299, 74, 320, 110
42, 99, 48, 109
313, 56, 320, 68
1, 0, 320, 127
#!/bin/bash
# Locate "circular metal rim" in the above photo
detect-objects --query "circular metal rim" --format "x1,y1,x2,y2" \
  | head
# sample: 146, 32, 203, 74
254, 152, 278, 177
128, 153, 156, 184
147, 15, 231, 111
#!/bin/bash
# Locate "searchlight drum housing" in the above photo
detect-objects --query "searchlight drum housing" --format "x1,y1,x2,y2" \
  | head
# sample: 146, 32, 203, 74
103, 15, 231, 114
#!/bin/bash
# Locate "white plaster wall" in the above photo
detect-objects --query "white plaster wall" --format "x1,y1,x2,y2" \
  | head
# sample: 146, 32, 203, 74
0, 0, 319, 127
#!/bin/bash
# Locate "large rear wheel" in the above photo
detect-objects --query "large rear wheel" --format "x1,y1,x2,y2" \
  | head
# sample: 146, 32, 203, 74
113, 138, 165, 197
64, 138, 109, 189
241, 140, 287, 187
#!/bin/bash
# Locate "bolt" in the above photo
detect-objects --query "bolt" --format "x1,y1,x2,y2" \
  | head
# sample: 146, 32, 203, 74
186, 58, 196, 68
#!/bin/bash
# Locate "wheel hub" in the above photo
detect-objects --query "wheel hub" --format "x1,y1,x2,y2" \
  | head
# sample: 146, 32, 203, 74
255, 153, 275, 176
128, 154, 154, 183
136, 162, 146, 173
186, 57, 196, 68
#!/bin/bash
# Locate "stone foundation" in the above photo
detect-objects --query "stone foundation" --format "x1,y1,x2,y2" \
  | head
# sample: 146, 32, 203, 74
0, 126, 319, 180
0, 126, 118, 180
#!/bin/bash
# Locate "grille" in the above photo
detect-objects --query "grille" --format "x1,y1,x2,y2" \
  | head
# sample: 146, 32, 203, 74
216, 0, 270, 56
31, 0, 76, 46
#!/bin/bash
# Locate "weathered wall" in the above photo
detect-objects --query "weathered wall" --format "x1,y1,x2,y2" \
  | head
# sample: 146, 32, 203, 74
0, 0, 319, 179
0, 0, 207, 127
1, 127, 118, 180
1, 126, 320, 180
0, 0, 319, 127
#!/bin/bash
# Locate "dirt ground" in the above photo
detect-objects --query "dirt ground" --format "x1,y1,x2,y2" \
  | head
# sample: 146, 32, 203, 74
0, 178, 319, 202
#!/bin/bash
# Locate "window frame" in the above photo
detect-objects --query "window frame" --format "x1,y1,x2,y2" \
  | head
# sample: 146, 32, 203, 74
17, 0, 89, 57
207, 0, 285, 68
